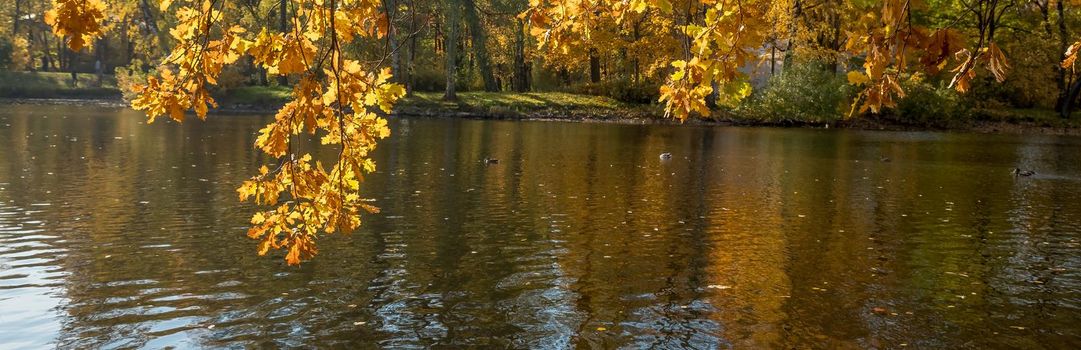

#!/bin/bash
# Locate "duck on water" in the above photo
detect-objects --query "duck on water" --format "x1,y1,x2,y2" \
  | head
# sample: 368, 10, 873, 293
1013, 168, 1036, 177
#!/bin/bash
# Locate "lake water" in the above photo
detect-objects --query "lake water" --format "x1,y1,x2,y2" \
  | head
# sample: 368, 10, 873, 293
1, 104, 1080, 349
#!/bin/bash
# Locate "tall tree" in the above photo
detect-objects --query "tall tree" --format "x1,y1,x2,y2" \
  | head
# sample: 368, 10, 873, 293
1055, 0, 1070, 114
461, 0, 498, 91
276, 0, 288, 86
588, 47, 600, 83
386, 0, 401, 86
512, 16, 530, 91
404, 0, 418, 94
443, 0, 460, 100
14, 0, 21, 35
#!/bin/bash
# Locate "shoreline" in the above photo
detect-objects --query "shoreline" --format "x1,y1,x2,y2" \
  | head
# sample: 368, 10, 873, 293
3, 96, 1080, 136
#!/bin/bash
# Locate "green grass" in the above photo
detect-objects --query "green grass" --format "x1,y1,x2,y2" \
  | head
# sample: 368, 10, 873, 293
0, 71, 120, 99
404, 91, 627, 110
398, 91, 660, 119
2, 70, 1078, 130
214, 85, 292, 106
212, 88, 654, 117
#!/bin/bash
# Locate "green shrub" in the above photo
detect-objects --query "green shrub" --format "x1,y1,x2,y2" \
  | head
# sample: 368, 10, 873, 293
217, 86, 291, 106
0, 71, 120, 99
741, 62, 854, 122
214, 65, 250, 92
0, 38, 13, 70
411, 65, 446, 92
572, 79, 659, 104
114, 61, 150, 102
964, 38, 1059, 109
893, 77, 971, 126
962, 73, 1059, 110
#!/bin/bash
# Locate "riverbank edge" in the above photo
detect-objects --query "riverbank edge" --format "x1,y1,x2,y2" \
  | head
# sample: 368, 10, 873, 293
3, 96, 1080, 136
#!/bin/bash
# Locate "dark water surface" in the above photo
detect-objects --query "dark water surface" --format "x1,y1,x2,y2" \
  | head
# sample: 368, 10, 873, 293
1, 104, 1080, 349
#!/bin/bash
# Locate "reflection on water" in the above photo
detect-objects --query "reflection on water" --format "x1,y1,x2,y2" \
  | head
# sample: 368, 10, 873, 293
0, 104, 1080, 348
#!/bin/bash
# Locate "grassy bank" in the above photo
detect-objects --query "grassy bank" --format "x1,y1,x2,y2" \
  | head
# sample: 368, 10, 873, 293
3, 72, 1080, 134
212, 86, 663, 121
0, 71, 121, 99
397, 91, 662, 121
141, 86, 1081, 132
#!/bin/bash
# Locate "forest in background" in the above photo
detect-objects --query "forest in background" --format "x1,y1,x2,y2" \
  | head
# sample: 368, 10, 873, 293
2, 0, 1081, 125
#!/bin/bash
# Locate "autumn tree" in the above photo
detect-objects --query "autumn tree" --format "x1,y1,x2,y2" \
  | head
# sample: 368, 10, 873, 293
443, 0, 460, 99
461, 0, 499, 90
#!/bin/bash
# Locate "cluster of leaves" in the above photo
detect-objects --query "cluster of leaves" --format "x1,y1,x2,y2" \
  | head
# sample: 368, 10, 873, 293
122, 0, 405, 265
1064, 39, 1081, 70
44, 0, 108, 51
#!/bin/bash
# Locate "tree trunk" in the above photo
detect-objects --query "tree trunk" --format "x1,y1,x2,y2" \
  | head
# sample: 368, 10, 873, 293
405, 0, 417, 95
95, 38, 105, 87
771, 45, 776, 75
1060, 76, 1081, 118
512, 18, 530, 92
56, 38, 63, 71
40, 31, 52, 71
558, 68, 570, 85
783, 0, 803, 67
631, 22, 641, 83
277, 0, 289, 86
120, 16, 131, 64
258, 67, 269, 85
443, 0, 460, 100
589, 48, 601, 83
66, 43, 77, 87
461, 0, 497, 91
1055, 0, 1070, 115
13, 0, 21, 35
139, 0, 170, 53
386, 0, 401, 84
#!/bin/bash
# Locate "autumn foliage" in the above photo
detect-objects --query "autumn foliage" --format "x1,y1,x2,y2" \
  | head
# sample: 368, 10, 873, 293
524, 0, 1017, 118
44, 0, 107, 51
59, 0, 403, 265
41, 0, 1080, 264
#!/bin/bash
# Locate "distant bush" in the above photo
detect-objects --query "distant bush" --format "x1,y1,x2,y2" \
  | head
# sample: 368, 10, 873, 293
115, 61, 150, 102
964, 74, 1054, 110
217, 86, 291, 106
892, 76, 971, 127
117, 63, 252, 103
741, 62, 854, 122
0, 38, 12, 70
963, 38, 1060, 109
213, 65, 250, 93
411, 65, 446, 92
572, 79, 659, 104
0, 71, 119, 99
8, 38, 29, 71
